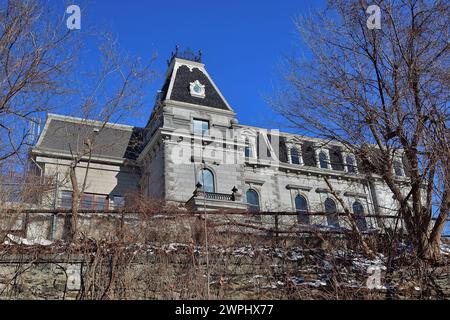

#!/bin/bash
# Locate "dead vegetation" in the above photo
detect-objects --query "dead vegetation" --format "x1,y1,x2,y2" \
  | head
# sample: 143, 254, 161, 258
0, 170, 448, 300
0, 195, 448, 300
275, 0, 450, 261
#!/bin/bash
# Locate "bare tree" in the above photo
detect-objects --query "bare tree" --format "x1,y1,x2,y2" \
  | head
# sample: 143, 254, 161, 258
0, 0, 77, 162
62, 38, 154, 242
275, 0, 449, 260
0, 1, 154, 242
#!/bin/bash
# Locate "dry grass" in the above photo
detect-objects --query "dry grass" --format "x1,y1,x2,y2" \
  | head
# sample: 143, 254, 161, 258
0, 212, 448, 299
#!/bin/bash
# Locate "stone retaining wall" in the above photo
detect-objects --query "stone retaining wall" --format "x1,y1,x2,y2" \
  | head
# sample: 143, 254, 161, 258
0, 244, 448, 300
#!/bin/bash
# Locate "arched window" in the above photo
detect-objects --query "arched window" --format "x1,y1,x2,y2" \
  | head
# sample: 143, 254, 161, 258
246, 189, 260, 212
324, 198, 339, 227
198, 169, 215, 193
346, 155, 357, 174
295, 194, 309, 224
291, 148, 301, 165
394, 161, 404, 177
352, 201, 367, 231
319, 151, 328, 169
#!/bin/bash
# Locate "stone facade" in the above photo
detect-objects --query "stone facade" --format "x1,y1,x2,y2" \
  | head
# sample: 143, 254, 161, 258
29, 52, 408, 231
135, 54, 406, 231
0, 248, 448, 300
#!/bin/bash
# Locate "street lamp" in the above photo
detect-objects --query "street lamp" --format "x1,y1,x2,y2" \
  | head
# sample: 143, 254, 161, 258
200, 138, 214, 299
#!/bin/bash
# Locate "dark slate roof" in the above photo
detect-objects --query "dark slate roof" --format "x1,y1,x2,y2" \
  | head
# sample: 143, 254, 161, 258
275, 137, 347, 171
168, 65, 229, 110
35, 118, 144, 161
124, 127, 145, 160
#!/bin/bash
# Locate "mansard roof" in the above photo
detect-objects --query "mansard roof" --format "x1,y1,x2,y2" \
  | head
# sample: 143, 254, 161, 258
240, 126, 349, 172
160, 57, 233, 112
33, 114, 144, 162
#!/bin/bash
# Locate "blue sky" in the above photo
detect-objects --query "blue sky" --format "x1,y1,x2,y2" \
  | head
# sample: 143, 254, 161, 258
58, 0, 326, 130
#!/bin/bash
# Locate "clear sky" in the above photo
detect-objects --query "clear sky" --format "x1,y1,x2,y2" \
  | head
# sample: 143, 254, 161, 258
60, 0, 326, 130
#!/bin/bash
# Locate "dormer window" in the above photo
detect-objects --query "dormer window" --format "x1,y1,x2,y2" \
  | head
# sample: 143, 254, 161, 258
346, 155, 357, 174
190, 80, 206, 98
319, 151, 329, 169
290, 148, 301, 165
245, 146, 252, 158
243, 136, 257, 160
286, 142, 303, 166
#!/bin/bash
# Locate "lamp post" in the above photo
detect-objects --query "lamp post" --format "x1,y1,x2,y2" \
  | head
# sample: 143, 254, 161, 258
200, 138, 213, 299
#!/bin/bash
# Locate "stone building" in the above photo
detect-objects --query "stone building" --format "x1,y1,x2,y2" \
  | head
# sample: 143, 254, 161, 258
30, 50, 408, 230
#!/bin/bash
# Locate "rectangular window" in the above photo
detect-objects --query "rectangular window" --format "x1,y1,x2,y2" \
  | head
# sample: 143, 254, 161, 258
94, 195, 109, 211
81, 194, 94, 210
245, 146, 252, 158
61, 191, 72, 208
79, 193, 110, 211
193, 119, 209, 136
291, 149, 301, 165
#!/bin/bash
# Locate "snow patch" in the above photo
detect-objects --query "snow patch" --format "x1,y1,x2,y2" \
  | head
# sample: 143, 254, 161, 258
352, 253, 386, 271
4, 234, 52, 246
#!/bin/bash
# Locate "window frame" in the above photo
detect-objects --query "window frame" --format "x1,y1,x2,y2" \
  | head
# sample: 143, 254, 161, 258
318, 151, 329, 169
352, 201, 368, 231
244, 146, 252, 158
193, 118, 210, 136
393, 160, 404, 177
246, 189, 260, 213
80, 193, 110, 212
60, 191, 73, 209
198, 168, 215, 193
244, 138, 254, 158
80, 194, 94, 210
290, 147, 302, 165
94, 195, 109, 212
294, 194, 310, 225
345, 154, 358, 174
324, 197, 339, 227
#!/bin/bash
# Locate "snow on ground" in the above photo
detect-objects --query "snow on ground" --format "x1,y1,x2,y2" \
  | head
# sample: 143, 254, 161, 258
290, 276, 327, 287
4, 234, 52, 246
351, 253, 386, 271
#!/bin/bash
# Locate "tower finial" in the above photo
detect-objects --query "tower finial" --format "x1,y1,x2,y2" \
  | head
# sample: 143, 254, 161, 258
168, 45, 203, 64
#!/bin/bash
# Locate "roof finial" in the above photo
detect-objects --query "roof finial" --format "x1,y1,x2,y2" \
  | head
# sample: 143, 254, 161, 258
168, 45, 203, 64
